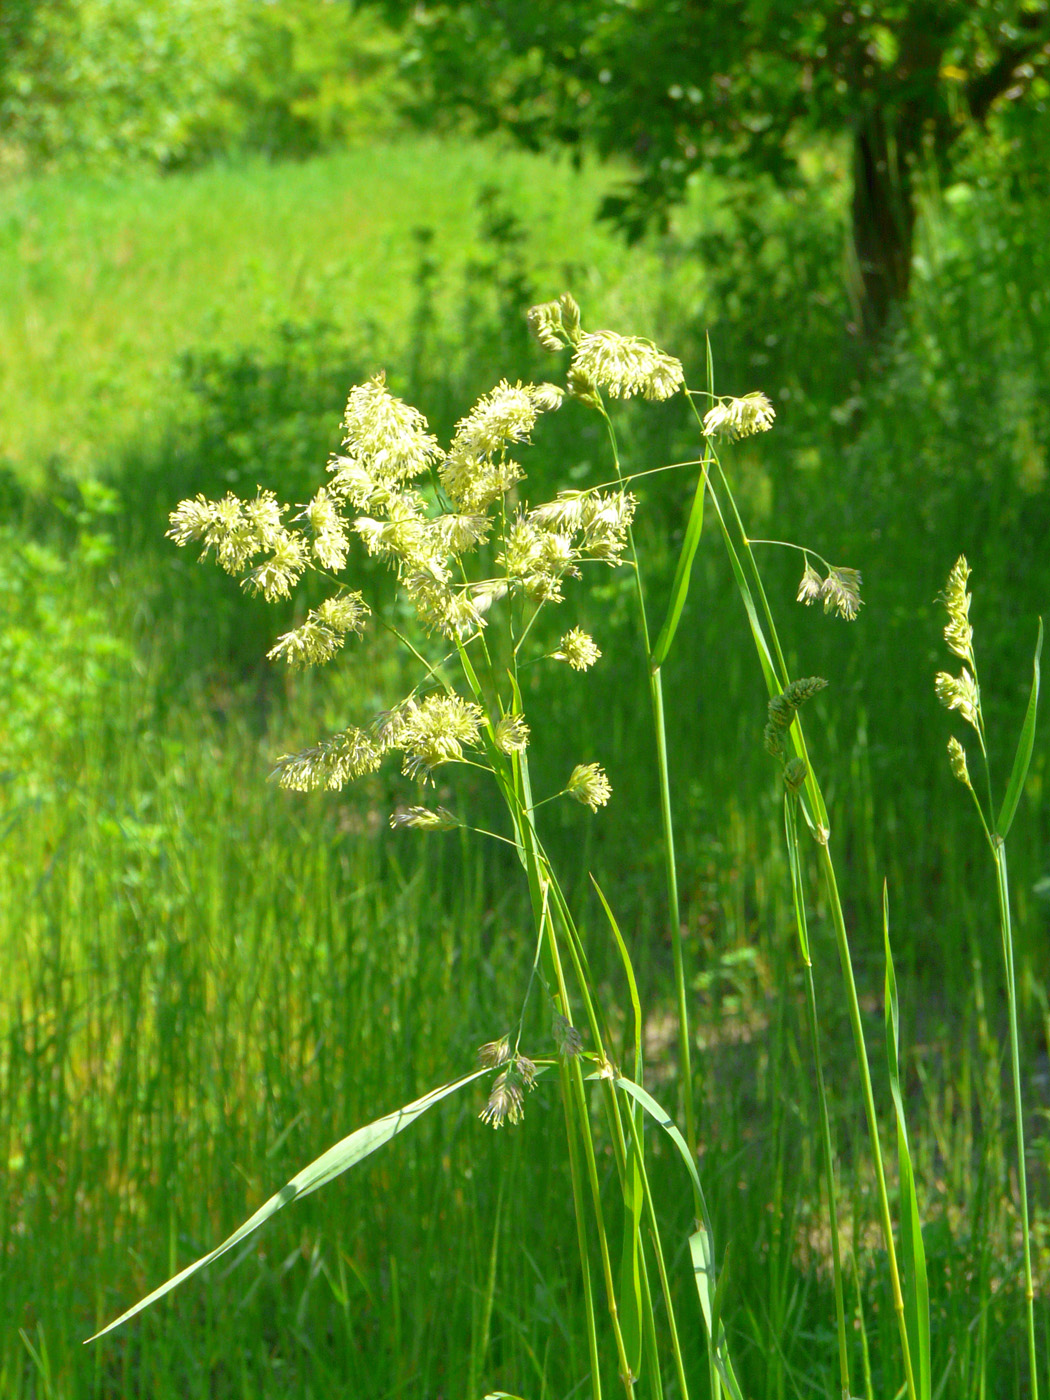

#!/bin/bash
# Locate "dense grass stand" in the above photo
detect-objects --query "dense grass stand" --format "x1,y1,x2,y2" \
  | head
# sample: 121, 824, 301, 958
85, 297, 1042, 1400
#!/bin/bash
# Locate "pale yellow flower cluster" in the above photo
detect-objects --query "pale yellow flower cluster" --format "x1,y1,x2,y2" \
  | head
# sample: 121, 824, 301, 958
168, 298, 676, 822
274, 692, 484, 791
935, 555, 983, 778
703, 392, 776, 442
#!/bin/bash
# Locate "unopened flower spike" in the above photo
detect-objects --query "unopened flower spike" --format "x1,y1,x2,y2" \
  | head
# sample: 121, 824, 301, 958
947, 736, 972, 788
389, 806, 460, 831
553, 1013, 583, 1058
940, 555, 974, 662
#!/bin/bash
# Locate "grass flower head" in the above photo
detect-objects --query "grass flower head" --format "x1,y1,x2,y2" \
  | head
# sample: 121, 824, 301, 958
703, 392, 776, 441
565, 762, 612, 811
570, 329, 684, 402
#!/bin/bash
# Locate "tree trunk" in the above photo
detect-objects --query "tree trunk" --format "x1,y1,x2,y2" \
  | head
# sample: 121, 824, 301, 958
850, 110, 918, 340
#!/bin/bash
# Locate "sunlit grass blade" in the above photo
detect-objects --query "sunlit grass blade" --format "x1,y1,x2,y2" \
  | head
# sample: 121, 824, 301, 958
883, 884, 931, 1400
87, 1068, 491, 1343
591, 878, 644, 1381
689, 1229, 745, 1400
612, 1076, 744, 1399
649, 447, 708, 671
996, 617, 1042, 839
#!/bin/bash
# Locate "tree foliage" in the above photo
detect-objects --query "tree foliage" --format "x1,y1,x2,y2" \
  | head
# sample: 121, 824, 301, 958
396, 0, 1050, 334
0, 0, 405, 172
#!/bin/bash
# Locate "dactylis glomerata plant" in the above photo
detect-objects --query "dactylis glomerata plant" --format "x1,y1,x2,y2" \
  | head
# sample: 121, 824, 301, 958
92, 293, 1004, 1400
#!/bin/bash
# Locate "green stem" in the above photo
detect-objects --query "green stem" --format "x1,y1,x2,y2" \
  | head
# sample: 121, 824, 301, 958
786, 797, 850, 1400
600, 402, 696, 1159
818, 843, 917, 1400
994, 839, 1038, 1400
686, 388, 916, 1398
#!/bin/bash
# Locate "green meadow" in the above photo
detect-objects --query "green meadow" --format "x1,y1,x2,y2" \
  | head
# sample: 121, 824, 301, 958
2, 130, 1049, 1399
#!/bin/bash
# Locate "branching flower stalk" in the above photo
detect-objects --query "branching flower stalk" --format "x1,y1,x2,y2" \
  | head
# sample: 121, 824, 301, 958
527, 293, 697, 1159
161, 359, 736, 1399
936, 556, 1043, 1400
688, 380, 920, 1400
97, 299, 942, 1400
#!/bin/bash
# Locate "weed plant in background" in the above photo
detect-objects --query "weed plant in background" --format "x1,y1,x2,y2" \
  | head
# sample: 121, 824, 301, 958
80, 294, 1044, 1398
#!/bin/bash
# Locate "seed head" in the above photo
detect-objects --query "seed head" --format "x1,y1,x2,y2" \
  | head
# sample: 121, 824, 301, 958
553, 627, 602, 671
273, 726, 382, 792
947, 736, 972, 788
478, 1036, 512, 1068
796, 562, 823, 606
820, 567, 863, 621
242, 530, 308, 602
389, 805, 459, 831
940, 555, 974, 662
703, 392, 776, 441
935, 668, 980, 731
397, 693, 484, 781
268, 593, 369, 670
798, 563, 863, 621
479, 1054, 538, 1129
339, 374, 441, 485
495, 713, 530, 755
479, 1072, 524, 1128
565, 762, 612, 811
570, 329, 685, 402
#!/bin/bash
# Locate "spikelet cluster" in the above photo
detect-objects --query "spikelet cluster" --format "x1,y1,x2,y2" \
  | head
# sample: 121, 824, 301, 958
934, 555, 983, 745
569, 329, 684, 402
565, 762, 612, 811
940, 555, 974, 664
797, 561, 863, 621
763, 677, 827, 761
479, 1054, 538, 1128
703, 392, 776, 441
170, 297, 678, 819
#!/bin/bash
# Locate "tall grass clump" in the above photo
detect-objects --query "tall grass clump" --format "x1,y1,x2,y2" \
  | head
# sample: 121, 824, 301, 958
85, 294, 1044, 1398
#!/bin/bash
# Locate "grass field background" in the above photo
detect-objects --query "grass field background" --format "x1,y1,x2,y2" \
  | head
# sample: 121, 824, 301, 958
2, 132, 1049, 1397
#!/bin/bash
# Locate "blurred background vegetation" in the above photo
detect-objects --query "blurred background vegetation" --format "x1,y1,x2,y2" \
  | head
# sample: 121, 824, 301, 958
2, 2, 1049, 1396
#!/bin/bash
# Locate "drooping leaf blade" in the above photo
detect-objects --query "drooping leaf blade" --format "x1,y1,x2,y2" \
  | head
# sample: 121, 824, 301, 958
87, 1068, 490, 1343
997, 617, 1043, 839
614, 1075, 745, 1400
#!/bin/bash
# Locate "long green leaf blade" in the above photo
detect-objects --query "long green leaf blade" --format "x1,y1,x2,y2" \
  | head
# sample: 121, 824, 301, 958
87, 1068, 490, 1343
591, 878, 644, 1377
614, 1076, 745, 1400
650, 453, 708, 670
884, 887, 931, 1400
997, 617, 1043, 839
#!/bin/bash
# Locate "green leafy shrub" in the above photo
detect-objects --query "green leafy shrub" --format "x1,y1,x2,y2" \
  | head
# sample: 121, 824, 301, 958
1, 0, 406, 171
0, 480, 131, 797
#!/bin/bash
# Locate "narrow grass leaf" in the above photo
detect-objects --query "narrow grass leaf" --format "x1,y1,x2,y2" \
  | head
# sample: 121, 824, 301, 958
86, 1068, 490, 1343
649, 449, 708, 671
688, 1229, 745, 1400
591, 877, 644, 1379
996, 616, 1042, 839
613, 1076, 744, 1400
884, 886, 931, 1400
